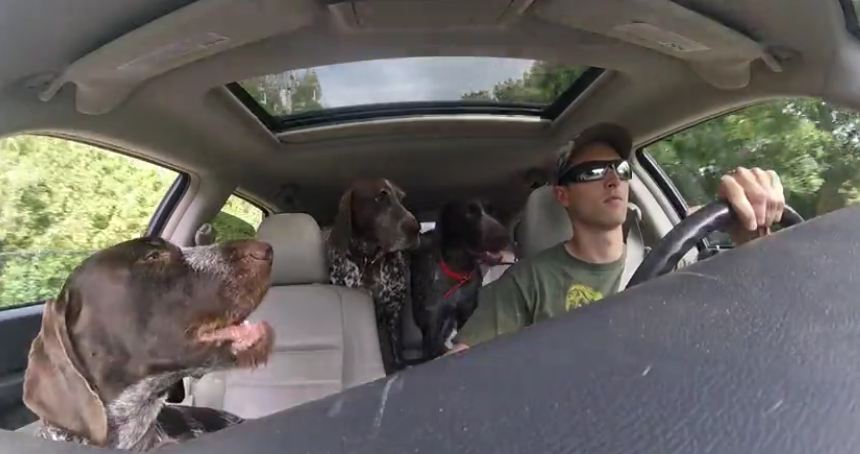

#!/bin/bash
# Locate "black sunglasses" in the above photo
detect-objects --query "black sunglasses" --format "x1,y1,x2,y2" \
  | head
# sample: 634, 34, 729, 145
558, 159, 632, 185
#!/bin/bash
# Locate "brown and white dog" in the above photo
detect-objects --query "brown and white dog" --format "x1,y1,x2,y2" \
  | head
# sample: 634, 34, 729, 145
326, 178, 421, 372
23, 237, 274, 451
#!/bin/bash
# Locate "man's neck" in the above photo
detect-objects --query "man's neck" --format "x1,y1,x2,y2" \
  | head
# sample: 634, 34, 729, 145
566, 222, 624, 264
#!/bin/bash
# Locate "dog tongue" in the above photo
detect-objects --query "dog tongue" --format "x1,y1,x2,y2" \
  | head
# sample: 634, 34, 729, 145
481, 251, 504, 264
199, 321, 269, 353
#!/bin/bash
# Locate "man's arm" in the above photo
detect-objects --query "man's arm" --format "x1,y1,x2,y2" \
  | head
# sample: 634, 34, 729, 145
449, 269, 532, 352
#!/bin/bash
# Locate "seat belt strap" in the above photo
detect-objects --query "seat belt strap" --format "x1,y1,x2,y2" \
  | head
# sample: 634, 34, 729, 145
620, 204, 647, 290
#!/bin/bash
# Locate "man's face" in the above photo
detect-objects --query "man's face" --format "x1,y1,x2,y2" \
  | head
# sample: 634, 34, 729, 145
553, 142, 629, 230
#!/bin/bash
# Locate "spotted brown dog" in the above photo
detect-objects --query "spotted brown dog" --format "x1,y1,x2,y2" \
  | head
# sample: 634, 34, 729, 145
326, 178, 421, 372
23, 237, 275, 451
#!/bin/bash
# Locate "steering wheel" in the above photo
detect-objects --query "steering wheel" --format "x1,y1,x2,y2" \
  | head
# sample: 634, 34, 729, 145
627, 201, 804, 287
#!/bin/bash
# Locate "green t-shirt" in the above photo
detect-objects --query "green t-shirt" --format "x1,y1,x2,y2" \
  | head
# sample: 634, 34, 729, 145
456, 242, 625, 346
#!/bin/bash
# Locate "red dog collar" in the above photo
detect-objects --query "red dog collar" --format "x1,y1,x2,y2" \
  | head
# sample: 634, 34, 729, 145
439, 259, 475, 299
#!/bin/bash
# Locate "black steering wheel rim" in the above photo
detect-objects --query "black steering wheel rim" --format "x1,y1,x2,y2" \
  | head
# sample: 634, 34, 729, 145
627, 201, 804, 288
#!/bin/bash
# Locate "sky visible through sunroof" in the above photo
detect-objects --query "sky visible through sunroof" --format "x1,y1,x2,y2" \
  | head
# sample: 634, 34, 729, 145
312, 57, 534, 107
239, 57, 547, 116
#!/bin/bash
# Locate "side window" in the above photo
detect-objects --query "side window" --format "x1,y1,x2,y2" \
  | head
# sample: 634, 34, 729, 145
643, 98, 860, 246
211, 195, 264, 242
0, 135, 182, 309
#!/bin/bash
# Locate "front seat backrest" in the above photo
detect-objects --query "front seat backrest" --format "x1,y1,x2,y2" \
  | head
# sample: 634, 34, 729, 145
516, 186, 573, 258
189, 213, 385, 418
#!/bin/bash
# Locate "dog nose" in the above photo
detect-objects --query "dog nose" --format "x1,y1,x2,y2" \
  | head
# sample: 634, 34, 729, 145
488, 233, 510, 251
228, 240, 273, 262
248, 242, 273, 261
484, 224, 511, 251
404, 217, 421, 237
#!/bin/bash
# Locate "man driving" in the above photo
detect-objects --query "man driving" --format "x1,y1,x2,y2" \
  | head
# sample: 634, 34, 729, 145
452, 123, 785, 350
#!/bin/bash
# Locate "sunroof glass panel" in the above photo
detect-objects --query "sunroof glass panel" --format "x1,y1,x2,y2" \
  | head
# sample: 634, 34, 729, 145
236, 57, 592, 118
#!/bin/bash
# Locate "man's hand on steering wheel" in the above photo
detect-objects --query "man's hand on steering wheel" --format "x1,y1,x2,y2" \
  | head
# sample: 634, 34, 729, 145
717, 167, 786, 245
629, 167, 798, 287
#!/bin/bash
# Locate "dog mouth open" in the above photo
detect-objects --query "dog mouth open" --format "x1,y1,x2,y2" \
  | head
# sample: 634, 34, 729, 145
197, 320, 274, 368
475, 250, 505, 265
183, 240, 275, 367
471, 237, 511, 265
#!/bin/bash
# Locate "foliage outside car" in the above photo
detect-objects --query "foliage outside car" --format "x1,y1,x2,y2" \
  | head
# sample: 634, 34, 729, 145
2, 61, 860, 308
0, 136, 262, 307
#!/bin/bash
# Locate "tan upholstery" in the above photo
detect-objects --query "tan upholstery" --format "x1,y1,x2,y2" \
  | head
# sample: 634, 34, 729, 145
15, 421, 40, 434
256, 212, 328, 286
516, 186, 573, 258
189, 213, 385, 418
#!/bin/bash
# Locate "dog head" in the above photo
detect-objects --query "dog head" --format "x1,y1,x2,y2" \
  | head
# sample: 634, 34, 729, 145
330, 178, 421, 253
438, 200, 510, 264
23, 237, 274, 445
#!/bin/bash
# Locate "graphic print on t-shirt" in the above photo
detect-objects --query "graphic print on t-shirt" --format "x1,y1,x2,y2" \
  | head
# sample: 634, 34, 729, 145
565, 284, 603, 311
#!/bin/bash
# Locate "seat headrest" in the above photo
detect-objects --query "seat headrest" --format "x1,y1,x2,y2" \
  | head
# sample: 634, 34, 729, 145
516, 186, 643, 258
516, 186, 572, 258
256, 213, 328, 286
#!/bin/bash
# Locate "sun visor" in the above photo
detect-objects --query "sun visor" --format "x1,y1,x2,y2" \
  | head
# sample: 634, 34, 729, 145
327, 0, 536, 29
531, 0, 782, 90
39, 0, 318, 115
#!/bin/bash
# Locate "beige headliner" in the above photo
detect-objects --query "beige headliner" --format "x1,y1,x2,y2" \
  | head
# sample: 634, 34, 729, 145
1, 0, 858, 236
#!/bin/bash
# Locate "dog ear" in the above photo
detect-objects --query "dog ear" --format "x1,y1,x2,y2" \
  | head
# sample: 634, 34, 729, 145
330, 189, 354, 251
23, 290, 108, 445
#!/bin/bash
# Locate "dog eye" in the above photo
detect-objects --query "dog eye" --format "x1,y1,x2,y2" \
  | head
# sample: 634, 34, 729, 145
375, 190, 390, 203
143, 250, 162, 262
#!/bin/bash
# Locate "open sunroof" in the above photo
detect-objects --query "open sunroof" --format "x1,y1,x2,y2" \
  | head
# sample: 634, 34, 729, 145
227, 57, 602, 131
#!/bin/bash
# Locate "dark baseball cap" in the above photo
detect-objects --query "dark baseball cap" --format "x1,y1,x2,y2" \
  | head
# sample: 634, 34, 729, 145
556, 122, 633, 184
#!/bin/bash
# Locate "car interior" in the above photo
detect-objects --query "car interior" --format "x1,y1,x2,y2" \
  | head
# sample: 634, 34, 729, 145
3, 0, 860, 451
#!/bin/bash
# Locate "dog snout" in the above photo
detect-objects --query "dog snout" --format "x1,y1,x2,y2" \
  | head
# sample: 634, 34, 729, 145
482, 218, 511, 251
248, 241, 274, 262
487, 231, 510, 251
227, 240, 273, 262
403, 215, 421, 239
484, 231, 510, 252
